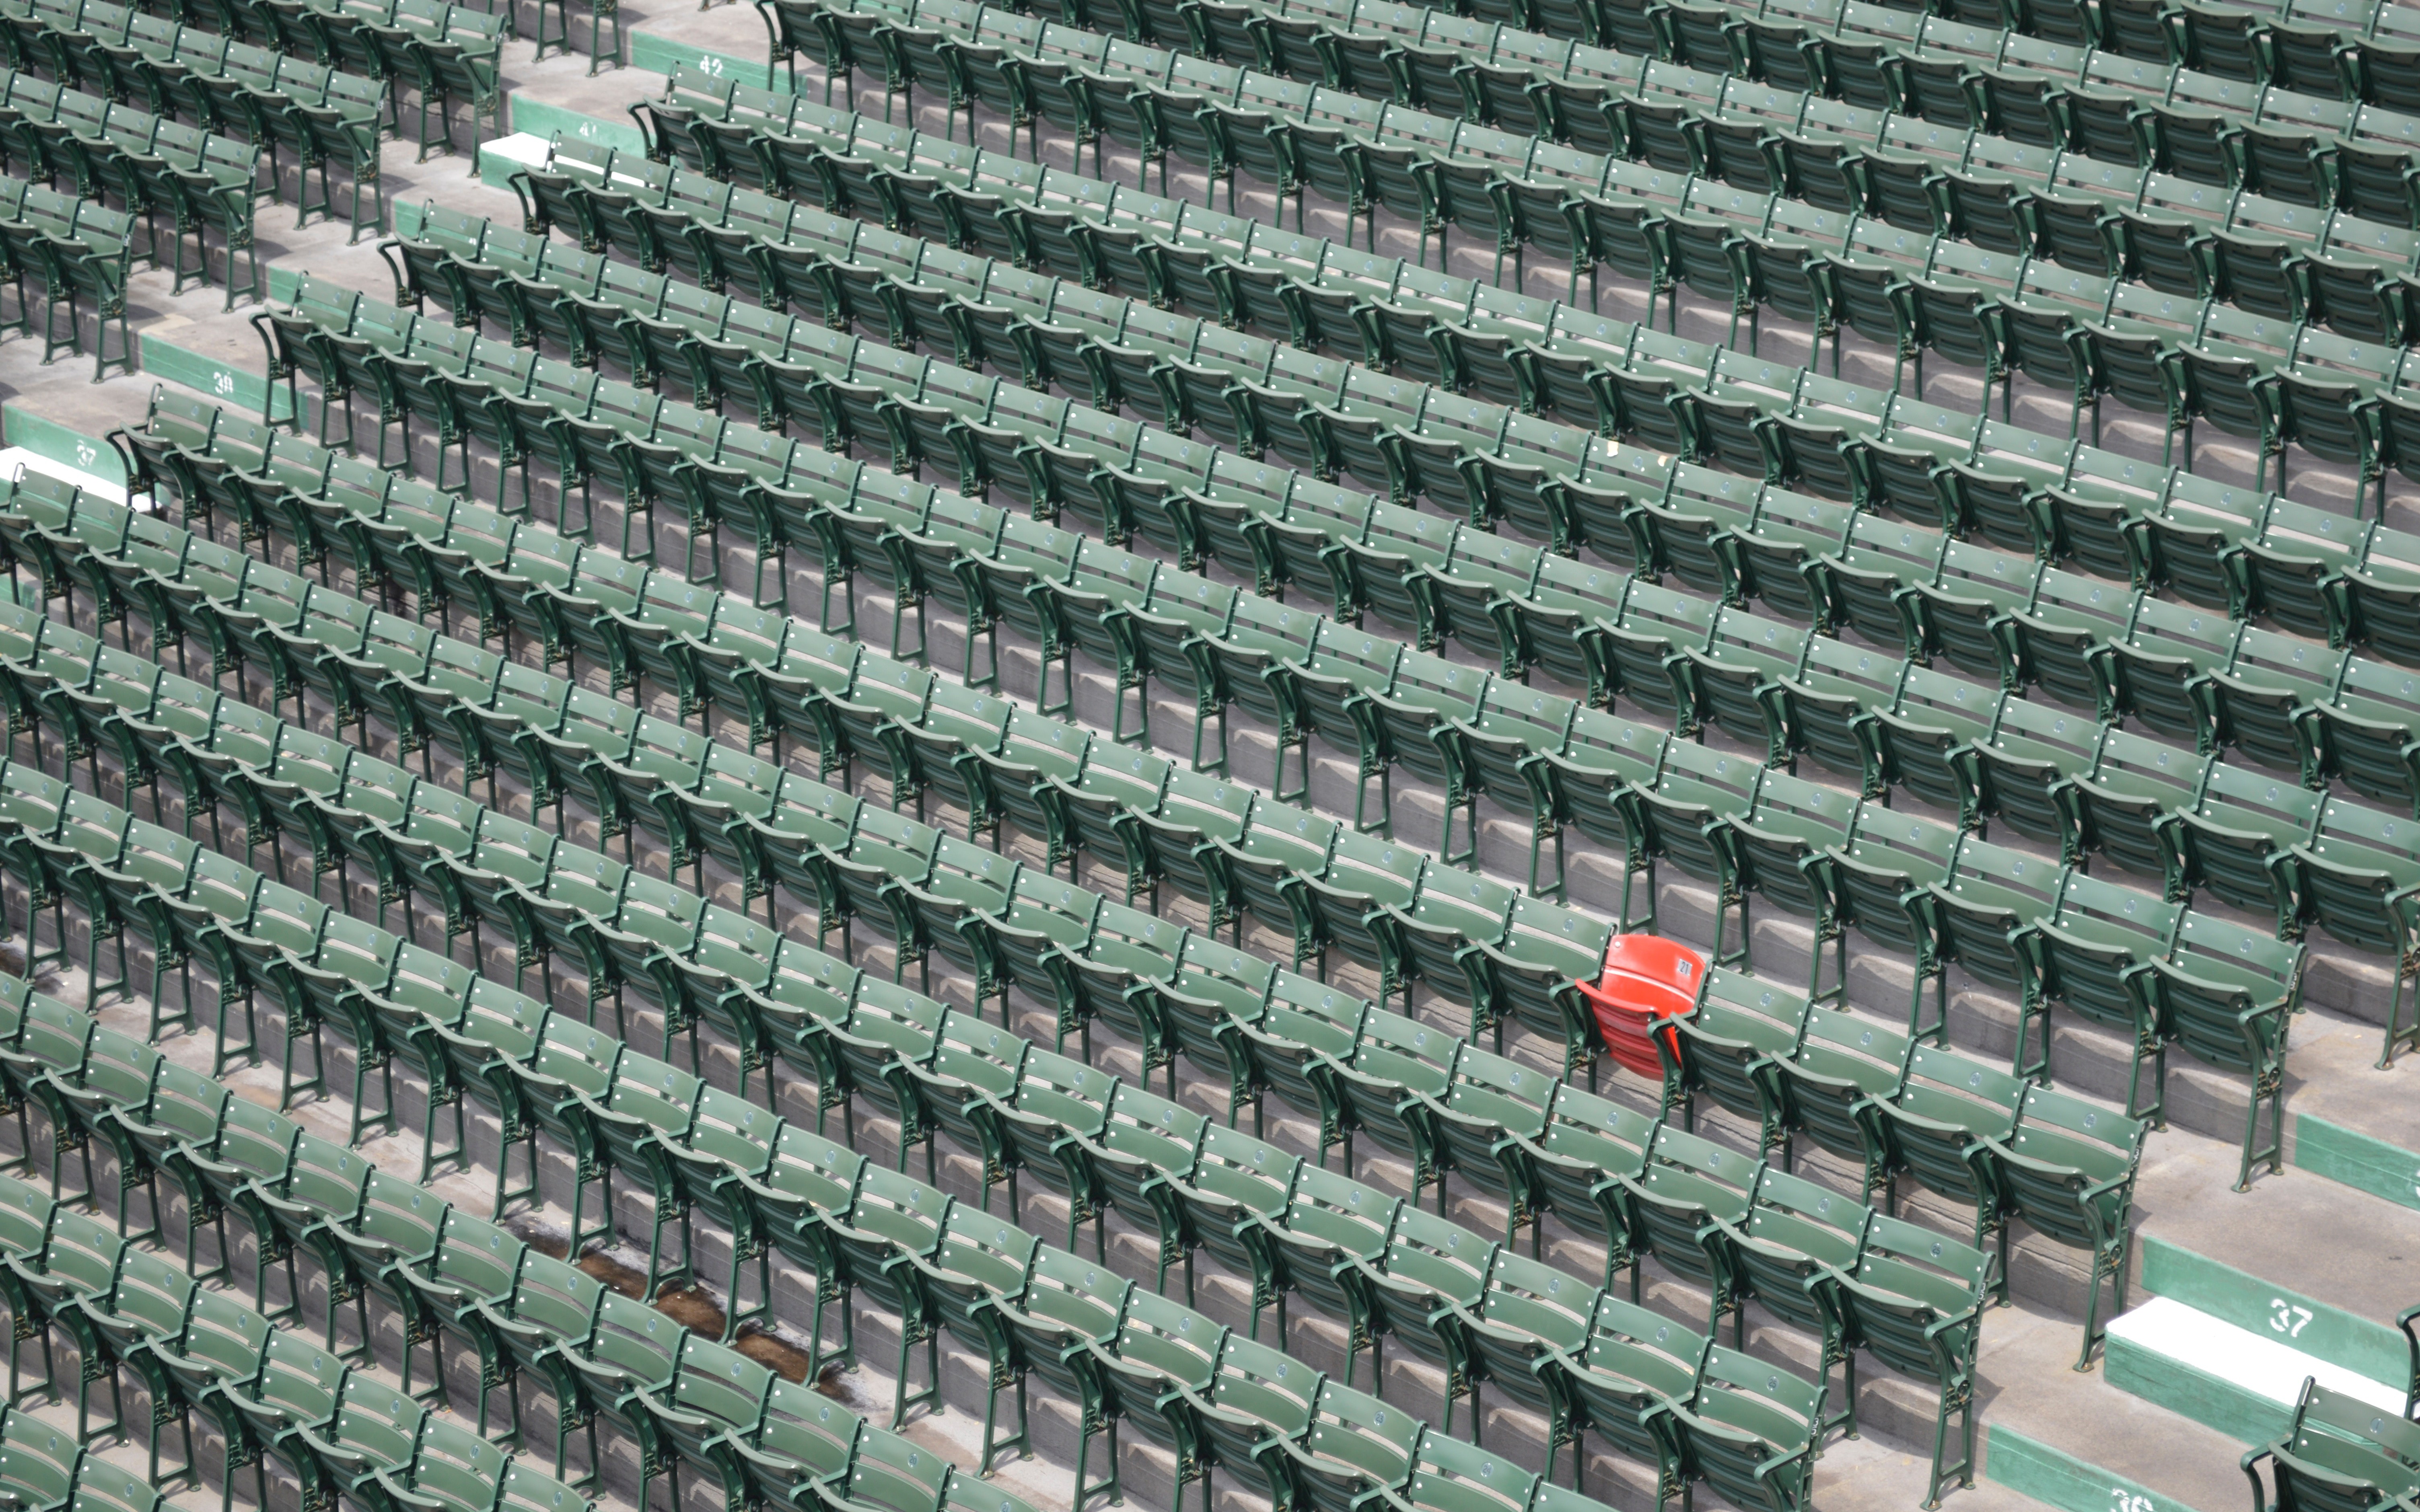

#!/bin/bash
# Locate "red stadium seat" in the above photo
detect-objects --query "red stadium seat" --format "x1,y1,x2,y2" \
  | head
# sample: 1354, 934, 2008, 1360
1578, 935, 1706, 1080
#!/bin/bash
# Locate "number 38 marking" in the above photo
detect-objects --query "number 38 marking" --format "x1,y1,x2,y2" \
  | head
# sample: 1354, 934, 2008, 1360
2113, 1490, 2155, 1512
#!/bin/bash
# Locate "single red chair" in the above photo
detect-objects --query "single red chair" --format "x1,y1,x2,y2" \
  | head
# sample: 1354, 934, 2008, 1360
1577, 935, 1706, 1082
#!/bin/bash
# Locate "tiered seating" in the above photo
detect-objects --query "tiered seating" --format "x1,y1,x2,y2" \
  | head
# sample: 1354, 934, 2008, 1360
491, 118, 2420, 645
365, 196, 2420, 955
747, 0, 2419, 304
752, 0, 2420, 222
626, 72, 2402, 493
0, 455, 2168, 1471
0, 0, 387, 237
0, 0, 2398, 1501
755, 0, 2420, 266
715, 3, 2420, 493
2, 431, 2160, 1428
0, 753, 2015, 1506
0, 1415, 205, 1512
0, 1148, 986, 1512
123, 0, 504, 157
229, 271, 2324, 1172
0, 67, 258, 306
0, 170, 131, 379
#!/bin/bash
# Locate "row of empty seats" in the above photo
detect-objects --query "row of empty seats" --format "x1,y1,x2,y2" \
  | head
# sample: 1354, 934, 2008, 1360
0, 0, 388, 236
141, 298, 2338, 1181
70, 394, 2159, 1374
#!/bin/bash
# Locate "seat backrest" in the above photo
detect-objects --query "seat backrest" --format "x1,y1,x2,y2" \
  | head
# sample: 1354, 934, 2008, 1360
842, 1163, 951, 1255
1741, 1165, 1869, 1269
253, 1327, 346, 1424
2047, 867, 2181, 955
2163, 910, 2301, 1007
1212, 1332, 1322, 1436
1005, 1244, 1128, 1341
1849, 1210, 1993, 1320
349, 1167, 447, 1259
1692, 968, 1810, 1055
1893, 1044, 2024, 1140
1478, 1249, 1597, 1352
2286, 1381, 2420, 1488
1381, 1202, 1494, 1306
1645, 738, 1761, 826
1740, 769, 1858, 852
1785, 1004, 1910, 1096
1279, 1159, 1399, 1261
845, 1424, 951, 1512
1635, 1124, 1757, 1220
0, 1407, 79, 1509
1296, 1375, 1422, 1496
503, 1252, 604, 1350
668, 1333, 775, 1435
280, 1130, 369, 1220
428, 1210, 525, 1303
928, 1206, 1040, 1300
1393, 1428, 1535, 1512
496, 1461, 595, 1512
1687, 1343, 1823, 1454
2002, 1082, 2144, 1180
587, 1288, 685, 1385
2196, 753, 2322, 837
1114, 1286, 1223, 1391
1838, 800, 1963, 883
1187, 1120, 1298, 1218
1537, 1081, 1657, 1183
1891, 664, 2002, 744
756, 1377, 861, 1485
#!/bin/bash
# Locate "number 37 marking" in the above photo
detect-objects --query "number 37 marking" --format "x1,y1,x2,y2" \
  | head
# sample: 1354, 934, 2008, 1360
2269, 1299, 2313, 1338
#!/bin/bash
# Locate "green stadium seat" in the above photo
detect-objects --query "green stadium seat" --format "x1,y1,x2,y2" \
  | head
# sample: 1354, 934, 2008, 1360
1617, 1124, 1753, 1332
1668, 1344, 1824, 1512
1836, 1214, 1993, 1504
2244, 1381, 2420, 1512
1992, 1083, 2142, 1360
1360, 1202, 1490, 1433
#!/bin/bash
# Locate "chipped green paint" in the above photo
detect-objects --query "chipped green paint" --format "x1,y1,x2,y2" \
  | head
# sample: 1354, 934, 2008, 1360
139, 334, 280, 422
508, 94, 648, 154
630, 31, 780, 90
2294, 1115, 2420, 1215
0, 407, 121, 485
1985, 1427, 2214, 1512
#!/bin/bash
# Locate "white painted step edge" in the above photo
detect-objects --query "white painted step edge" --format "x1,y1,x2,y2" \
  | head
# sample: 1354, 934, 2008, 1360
2107, 1296, 2408, 1416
